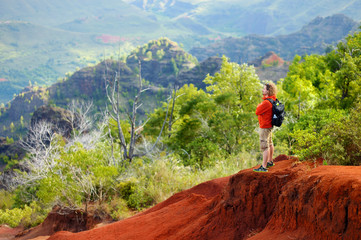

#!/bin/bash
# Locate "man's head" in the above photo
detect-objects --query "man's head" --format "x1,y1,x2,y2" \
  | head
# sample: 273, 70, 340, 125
263, 82, 277, 97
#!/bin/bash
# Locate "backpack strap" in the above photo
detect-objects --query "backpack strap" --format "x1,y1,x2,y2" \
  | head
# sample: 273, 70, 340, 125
266, 98, 275, 104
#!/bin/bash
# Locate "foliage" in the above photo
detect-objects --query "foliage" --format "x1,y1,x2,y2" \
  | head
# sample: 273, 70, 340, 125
144, 57, 262, 168
332, 31, 361, 108
288, 102, 361, 165
108, 198, 132, 220
279, 29, 361, 164
281, 30, 361, 115
0, 201, 47, 228
115, 151, 257, 211
320, 102, 361, 165
287, 108, 344, 159
0, 190, 15, 210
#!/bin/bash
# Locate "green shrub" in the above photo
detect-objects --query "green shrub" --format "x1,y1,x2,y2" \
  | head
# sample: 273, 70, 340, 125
116, 152, 257, 211
0, 202, 47, 228
186, 137, 219, 168
320, 103, 361, 165
290, 102, 361, 165
127, 189, 153, 210
286, 108, 344, 160
0, 190, 15, 210
116, 180, 137, 202
108, 197, 132, 220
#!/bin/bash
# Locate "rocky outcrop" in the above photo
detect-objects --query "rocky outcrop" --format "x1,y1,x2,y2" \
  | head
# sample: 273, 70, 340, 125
177, 56, 223, 89
47, 155, 361, 240
30, 105, 78, 138
249, 51, 285, 67
249, 51, 289, 83
16, 205, 113, 240
0, 137, 25, 163
0, 137, 27, 190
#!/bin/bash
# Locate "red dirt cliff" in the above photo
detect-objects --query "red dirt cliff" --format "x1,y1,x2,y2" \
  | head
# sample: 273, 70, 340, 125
43, 155, 361, 239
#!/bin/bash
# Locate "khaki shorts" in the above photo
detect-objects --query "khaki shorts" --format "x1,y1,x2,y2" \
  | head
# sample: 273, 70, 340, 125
259, 128, 273, 151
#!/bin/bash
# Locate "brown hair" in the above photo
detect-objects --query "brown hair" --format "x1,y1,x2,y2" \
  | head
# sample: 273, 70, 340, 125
265, 82, 277, 96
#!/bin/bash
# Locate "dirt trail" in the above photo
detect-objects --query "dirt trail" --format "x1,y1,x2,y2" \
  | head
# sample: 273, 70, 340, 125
15, 155, 361, 239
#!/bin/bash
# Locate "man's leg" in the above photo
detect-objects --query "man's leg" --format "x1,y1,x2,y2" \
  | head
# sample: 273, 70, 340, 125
259, 128, 271, 168
268, 144, 274, 163
262, 149, 268, 168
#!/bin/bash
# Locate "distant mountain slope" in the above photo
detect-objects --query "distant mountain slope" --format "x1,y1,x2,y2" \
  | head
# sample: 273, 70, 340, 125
0, 20, 137, 104
2, 0, 360, 37
0, 38, 222, 139
189, 0, 361, 36
128, 0, 361, 36
190, 14, 359, 63
0, 0, 144, 27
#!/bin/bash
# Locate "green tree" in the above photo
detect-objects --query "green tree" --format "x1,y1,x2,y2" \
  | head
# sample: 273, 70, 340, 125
156, 49, 165, 60
280, 55, 320, 118
146, 51, 152, 60
144, 57, 262, 167
10, 122, 15, 133
20, 116, 24, 128
332, 31, 361, 108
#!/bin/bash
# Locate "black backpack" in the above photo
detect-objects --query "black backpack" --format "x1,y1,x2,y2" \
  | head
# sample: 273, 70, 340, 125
266, 98, 285, 127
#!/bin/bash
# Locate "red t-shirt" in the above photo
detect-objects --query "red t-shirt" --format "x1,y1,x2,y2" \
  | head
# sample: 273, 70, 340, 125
255, 95, 276, 128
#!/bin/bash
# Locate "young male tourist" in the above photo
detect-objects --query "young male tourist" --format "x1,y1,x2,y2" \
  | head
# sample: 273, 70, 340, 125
253, 82, 277, 172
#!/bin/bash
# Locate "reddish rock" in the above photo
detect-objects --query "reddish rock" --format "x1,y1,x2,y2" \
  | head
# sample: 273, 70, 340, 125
16, 205, 111, 240
46, 156, 361, 240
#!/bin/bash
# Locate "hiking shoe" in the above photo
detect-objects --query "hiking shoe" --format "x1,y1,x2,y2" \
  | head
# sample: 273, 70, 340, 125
266, 161, 275, 168
253, 165, 268, 172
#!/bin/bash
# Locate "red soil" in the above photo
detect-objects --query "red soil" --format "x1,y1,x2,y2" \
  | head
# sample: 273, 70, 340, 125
14, 206, 109, 240
95, 34, 121, 44
262, 52, 285, 66
0, 225, 23, 240
25, 155, 361, 239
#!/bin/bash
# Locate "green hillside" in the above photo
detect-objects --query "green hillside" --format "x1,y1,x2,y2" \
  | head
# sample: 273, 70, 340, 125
0, 21, 139, 104
0, 38, 222, 139
0, 0, 143, 27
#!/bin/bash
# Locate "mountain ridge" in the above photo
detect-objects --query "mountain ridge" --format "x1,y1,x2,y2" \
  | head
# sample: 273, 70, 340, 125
190, 14, 359, 64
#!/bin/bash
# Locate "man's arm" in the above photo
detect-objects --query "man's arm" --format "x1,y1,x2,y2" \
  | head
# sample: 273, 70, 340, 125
255, 101, 271, 115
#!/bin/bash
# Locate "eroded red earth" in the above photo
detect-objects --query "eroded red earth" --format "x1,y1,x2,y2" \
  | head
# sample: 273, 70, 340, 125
4, 155, 361, 240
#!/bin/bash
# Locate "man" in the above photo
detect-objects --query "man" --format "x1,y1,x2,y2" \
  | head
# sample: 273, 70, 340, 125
253, 82, 276, 172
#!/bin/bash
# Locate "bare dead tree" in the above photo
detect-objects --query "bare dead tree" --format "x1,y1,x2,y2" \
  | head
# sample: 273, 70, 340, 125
104, 59, 171, 163
11, 121, 64, 203
19, 121, 62, 177
65, 100, 106, 151
67, 99, 94, 137
105, 62, 128, 161
102, 113, 116, 166
168, 84, 178, 138
127, 60, 151, 160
